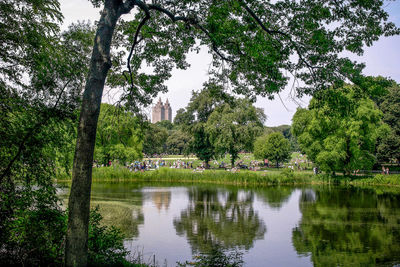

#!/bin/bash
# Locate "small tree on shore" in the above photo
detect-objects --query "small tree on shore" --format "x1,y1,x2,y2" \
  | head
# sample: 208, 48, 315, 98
254, 132, 291, 168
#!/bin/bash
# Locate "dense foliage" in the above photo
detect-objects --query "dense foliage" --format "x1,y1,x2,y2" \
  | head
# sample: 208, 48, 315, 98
206, 99, 265, 166
0, 1, 94, 264
264, 125, 299, 152
292, 85, 387, 174
376, 83, 400, 164
94, 104, 143, 165
174, 86, 232, 164
173, 87, 265, 166
254, 132, 291, 168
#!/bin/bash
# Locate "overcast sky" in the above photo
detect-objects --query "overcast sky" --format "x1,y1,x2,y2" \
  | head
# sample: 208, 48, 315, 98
60, 0, 400, 126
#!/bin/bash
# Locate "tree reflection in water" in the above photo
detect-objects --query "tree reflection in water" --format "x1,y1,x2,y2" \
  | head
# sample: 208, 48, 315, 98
174, 187, 266, 254
293, 187, 400, 266
254, 186, 295, 210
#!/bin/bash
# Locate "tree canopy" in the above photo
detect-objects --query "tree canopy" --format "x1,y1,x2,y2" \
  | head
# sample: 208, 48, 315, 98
206, 98, 265, 166
94, 104, 143, 165
175, 86, 232, 165
254, 132, 291, 168
292, 84, 387, 174
376, 82, 400, 164
0, 1, 94, 265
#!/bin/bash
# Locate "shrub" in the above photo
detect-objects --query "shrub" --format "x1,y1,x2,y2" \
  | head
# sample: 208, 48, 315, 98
88, 206, 130, 267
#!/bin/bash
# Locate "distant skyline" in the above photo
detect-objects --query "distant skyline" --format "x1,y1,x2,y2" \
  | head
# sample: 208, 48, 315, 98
60, 0, 400, 126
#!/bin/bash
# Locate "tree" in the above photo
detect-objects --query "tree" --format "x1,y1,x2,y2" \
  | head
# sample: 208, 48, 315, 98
142, 122, 168, 156
177, 85, 231, 165
66, 0, 399, 265
376, 83, 400, 164
155, 120, 174, 130
174, 108, 195, 127
264, 125, 299, 152
292, 85, 387, 174
254, 132, 291, 168
94, 104, 143, 165
166, 130, 192, 155
206, 99, 265, 167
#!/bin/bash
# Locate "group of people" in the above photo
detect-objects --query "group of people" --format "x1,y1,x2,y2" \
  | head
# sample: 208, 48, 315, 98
169, 160, 193, 169
127, 159, 167, 171
382, 166, 390, 175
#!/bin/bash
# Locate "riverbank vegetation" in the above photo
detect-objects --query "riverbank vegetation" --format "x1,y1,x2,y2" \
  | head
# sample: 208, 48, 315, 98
57, 167, 400, 188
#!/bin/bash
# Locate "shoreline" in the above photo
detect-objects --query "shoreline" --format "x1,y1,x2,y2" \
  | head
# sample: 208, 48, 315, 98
56, 167, 400, 189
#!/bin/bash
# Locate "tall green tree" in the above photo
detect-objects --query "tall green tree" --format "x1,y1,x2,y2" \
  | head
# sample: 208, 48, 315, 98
206, 99, 265, 167
66, 0, 399, 265
292, 85, 387, 174
264, 125, 299, 152
176, 85, 231, 165
254, 132, 291, 168
94, 104, 143, 165
376, 83, 400, 164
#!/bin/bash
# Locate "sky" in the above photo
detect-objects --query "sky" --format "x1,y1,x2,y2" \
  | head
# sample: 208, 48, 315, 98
60, 0, 400, 126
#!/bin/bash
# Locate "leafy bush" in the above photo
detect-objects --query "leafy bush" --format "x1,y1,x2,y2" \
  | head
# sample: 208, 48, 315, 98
88, 206, 130, 267
1, 196, 134, 266
0, 183, 66, 266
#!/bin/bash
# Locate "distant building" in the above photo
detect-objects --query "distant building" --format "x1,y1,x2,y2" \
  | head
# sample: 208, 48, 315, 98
152, 98, 172, 123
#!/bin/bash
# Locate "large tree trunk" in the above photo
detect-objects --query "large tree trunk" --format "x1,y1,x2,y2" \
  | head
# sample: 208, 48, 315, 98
65, 2, 121, 266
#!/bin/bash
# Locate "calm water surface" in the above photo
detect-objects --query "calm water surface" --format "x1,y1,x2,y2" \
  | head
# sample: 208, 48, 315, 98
63, 183, 400, 266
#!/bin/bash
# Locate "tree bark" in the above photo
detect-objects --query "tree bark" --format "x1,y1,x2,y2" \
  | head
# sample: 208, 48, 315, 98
65, 2, 121, 266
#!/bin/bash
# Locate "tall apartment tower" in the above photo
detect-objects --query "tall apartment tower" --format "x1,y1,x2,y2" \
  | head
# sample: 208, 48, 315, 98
152, 98, 172, 123
164, 99, 172, 122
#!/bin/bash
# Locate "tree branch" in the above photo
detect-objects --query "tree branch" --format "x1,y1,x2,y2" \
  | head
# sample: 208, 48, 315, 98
238, 0, 319, 82
118, 0, 136, 15
0, 80, 72, 183
147, 3, 235, 63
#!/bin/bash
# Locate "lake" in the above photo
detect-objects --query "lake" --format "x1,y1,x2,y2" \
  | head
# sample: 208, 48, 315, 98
61, 183, 400, 266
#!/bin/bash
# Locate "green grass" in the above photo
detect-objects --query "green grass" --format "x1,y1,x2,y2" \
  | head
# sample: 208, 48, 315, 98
56, 166, 335, 185
344, 174, 400, 186
56, 166, 400, 188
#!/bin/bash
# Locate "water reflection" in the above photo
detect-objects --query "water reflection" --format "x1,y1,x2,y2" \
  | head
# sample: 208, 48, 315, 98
151, 191, 171, 212
174, 187, 266, 254
59, 182, 400, 266
255, 186, 295, 210
293, 187, 400, 266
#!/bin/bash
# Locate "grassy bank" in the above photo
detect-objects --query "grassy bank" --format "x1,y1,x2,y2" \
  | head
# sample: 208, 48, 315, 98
56, 166, 400, 187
